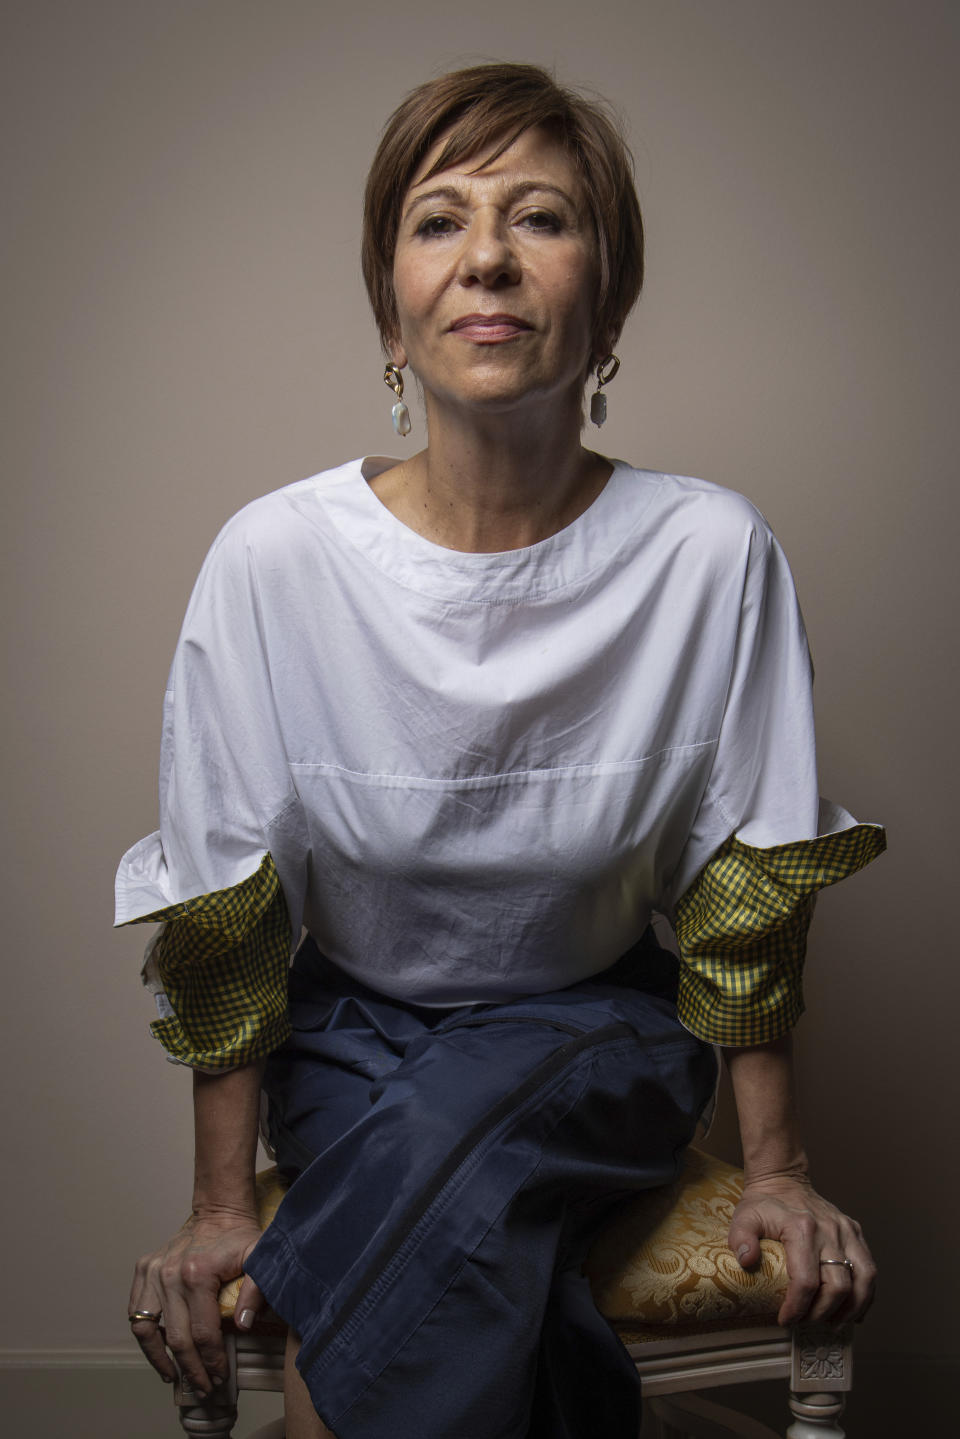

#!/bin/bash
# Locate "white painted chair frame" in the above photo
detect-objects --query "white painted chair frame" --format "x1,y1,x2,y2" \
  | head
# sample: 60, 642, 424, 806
172, 1318, 852, 1438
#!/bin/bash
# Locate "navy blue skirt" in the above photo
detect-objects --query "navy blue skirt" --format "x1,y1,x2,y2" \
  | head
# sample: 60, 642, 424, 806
245, 932, 717, 1439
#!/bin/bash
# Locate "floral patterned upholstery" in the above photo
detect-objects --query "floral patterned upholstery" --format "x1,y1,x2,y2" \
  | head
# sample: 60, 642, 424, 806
585, 1147, 788, 1341
218, 1148, 788, 1340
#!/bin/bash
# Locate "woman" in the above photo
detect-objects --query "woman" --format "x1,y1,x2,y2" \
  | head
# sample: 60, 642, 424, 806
119, 63, 884, 1439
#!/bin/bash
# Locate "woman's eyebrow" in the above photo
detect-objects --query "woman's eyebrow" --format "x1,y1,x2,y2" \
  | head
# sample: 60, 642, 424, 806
403, 180, 579, 219
403, 185, 463, 216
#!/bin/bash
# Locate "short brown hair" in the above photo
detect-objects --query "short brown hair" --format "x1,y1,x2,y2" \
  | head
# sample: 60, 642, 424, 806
362, 63, 644, 359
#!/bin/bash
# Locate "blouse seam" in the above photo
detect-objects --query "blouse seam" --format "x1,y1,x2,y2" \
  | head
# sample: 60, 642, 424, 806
287, 741, 718, 787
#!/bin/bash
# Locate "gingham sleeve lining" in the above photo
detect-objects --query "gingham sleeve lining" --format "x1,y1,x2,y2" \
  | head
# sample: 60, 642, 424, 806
675, 823, 886, 1047
123, 853, 292, 1070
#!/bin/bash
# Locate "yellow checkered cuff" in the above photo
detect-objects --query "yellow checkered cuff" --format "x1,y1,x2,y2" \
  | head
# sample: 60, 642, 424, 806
123, 854, 292, 1070
675, 823, 886, 1046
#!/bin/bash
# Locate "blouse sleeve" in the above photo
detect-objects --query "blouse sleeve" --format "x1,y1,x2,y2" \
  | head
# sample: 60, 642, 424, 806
115, 509, 309, 1067
136, 855, 291, 1069
666, 518, 886, 1046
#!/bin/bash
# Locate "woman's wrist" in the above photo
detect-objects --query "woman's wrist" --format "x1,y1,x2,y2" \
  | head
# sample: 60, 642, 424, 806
189, 1185, 259, 1220
191, 1062, 265, 1217
724, 1033, 810, 1186
740, 1152, 810, 1188
738, 1110, 809, 1185
192, 1158, 260, 1220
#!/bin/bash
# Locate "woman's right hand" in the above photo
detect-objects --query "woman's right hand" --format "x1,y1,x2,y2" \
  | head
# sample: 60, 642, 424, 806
129, 1209, 265, 1396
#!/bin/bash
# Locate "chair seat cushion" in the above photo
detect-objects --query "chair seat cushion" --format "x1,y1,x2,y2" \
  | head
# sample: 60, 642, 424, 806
584, 1148, 788, 1335
218, 1149, 788, 1336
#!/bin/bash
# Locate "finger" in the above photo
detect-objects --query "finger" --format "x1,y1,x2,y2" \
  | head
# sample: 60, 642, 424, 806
129, 1305, 177, 1383
159, 1270, 217, 1398
727, 1212, 763, 1269
806, 1254, 854, 1323
775, 1214, 822, 1325
804, 1208, 866, 1323
234, 1273, 265, 1330
129, 1260, 176, 1383
831, 1224, 877, 1323
180, 1257, 231, 1389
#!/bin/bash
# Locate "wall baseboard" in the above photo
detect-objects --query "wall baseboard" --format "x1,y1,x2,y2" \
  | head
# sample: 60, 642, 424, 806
0, 1347, 143, 1370
0, 1353, 285, 1439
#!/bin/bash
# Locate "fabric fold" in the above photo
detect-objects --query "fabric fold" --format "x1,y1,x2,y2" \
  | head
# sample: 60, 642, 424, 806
675, 813, 886, 1046
123, 854, 292, 1069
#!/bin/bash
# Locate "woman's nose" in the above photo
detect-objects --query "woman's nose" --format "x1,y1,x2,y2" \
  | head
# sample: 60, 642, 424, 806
457, 214, 521, 287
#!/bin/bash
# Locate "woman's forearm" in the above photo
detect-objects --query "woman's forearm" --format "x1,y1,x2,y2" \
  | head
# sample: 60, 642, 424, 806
192, 1060, 265, 1218
723, 1031, 876, 1323
724, 1033, 808, 1183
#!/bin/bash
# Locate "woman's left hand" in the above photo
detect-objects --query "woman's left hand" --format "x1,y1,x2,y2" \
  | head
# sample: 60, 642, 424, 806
728, 1174, 876, 1326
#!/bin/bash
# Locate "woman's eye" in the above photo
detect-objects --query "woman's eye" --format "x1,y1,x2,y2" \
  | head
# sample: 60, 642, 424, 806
416, 215, 457, 237
520, 210, 562, 232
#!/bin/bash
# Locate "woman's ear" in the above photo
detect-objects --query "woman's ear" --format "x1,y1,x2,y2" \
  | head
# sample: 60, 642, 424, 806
593, 323, 620, 364
389, 340, 408, 370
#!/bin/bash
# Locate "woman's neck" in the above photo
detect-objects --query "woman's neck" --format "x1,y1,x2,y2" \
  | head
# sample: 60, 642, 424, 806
368, 396, 612, 553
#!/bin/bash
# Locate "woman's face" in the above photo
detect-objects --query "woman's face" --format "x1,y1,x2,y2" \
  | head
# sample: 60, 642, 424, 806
391, 126, 602, 421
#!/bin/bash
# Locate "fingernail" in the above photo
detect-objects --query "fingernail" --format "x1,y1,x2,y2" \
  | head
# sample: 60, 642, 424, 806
212, 1376, 223, 1387
238, 1309, 255, 1330
737, 1244, 750, 1260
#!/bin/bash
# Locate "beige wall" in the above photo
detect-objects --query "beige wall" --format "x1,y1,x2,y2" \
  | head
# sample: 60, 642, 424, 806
3, 0, 956, 1390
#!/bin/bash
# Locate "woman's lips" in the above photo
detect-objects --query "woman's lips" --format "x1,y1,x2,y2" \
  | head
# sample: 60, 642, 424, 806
449, 314, 533, 342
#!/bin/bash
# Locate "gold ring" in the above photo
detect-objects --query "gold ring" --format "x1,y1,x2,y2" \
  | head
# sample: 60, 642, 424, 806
129, 1309, 162, 1324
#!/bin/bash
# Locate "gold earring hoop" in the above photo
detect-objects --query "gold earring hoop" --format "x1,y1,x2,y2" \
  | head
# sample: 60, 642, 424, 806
384, 363, 412, 437
590, 354, 620, 428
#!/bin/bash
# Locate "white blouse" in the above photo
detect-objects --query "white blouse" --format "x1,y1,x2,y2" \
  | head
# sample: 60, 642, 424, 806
116, 455, 852, 1006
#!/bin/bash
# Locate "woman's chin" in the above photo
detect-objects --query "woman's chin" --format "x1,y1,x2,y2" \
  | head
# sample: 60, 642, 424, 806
425, 376, 582, 425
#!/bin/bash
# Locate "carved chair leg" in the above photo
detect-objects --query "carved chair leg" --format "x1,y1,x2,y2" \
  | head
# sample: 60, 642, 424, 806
174, 1329, 239, 1438
788, 1321, 851, 1439
786, 1391, 846, 1439
175, 1396, 240, 1438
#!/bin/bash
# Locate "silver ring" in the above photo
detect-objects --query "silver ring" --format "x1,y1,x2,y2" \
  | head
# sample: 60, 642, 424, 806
819, 1258, 854, 1271
129, 1309, 162, 1324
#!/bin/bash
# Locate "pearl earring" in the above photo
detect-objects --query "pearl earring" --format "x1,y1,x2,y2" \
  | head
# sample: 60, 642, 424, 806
384, 364, 411, 437
590, 354, 620, 427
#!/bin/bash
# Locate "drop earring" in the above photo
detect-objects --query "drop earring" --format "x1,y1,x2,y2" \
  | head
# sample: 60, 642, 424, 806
384, 363, 411, 437
590, 354, 620, 427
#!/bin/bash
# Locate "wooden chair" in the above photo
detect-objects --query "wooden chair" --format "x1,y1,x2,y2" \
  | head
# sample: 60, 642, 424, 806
171, 1150, 852, 1438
